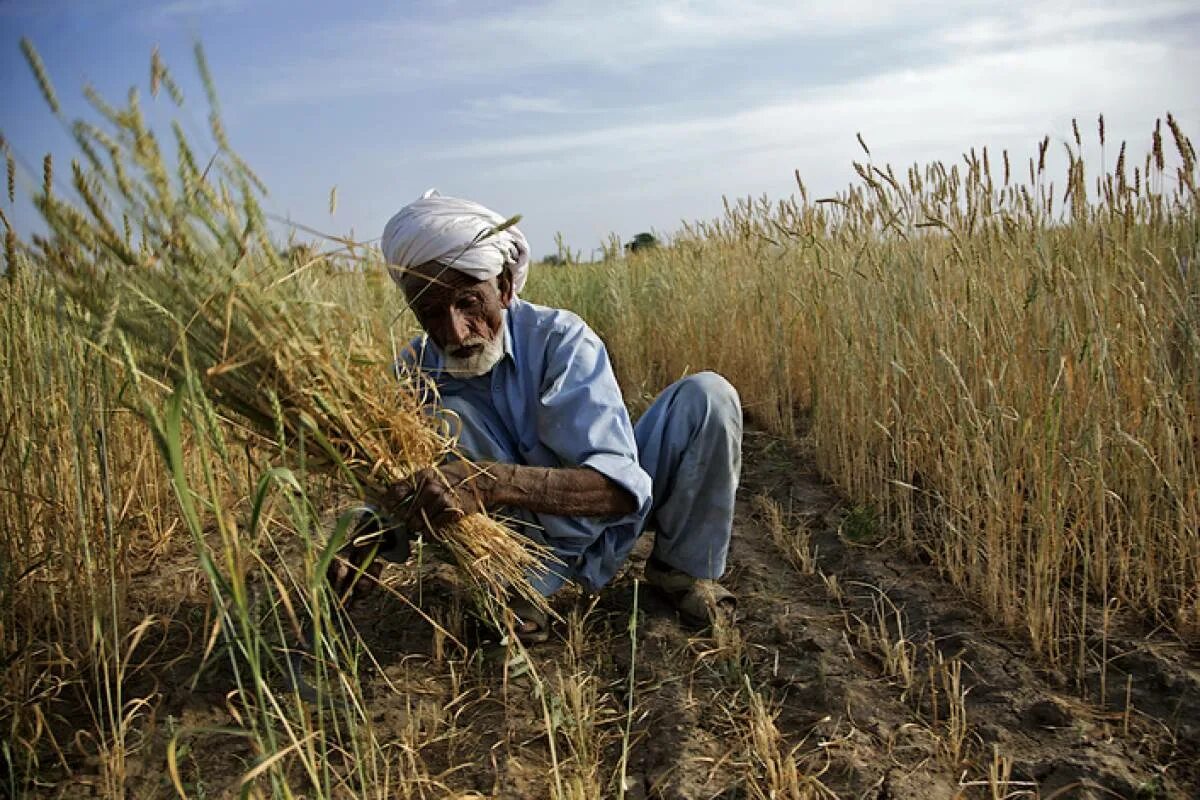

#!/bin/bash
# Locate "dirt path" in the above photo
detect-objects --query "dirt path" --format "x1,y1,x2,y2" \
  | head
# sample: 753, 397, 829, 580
499, 428, 1198, 800
712, 431, 1200, 799
35, 430, 1200, 798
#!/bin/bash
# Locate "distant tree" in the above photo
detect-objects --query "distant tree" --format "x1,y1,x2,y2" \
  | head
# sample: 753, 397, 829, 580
540, 254, 566, 267
625, 232, 659, 254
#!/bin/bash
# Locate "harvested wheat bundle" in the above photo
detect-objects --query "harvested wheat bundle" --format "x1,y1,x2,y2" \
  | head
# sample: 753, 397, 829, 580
18, 43, 551, 619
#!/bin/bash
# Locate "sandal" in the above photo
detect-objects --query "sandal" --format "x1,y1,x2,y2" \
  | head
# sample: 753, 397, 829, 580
643, 560, 737, 627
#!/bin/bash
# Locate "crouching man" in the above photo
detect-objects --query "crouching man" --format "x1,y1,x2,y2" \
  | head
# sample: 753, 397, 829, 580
357, 190, 742, 642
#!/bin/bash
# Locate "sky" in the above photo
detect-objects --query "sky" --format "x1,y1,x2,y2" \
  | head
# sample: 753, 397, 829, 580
2, 0, 1198, 260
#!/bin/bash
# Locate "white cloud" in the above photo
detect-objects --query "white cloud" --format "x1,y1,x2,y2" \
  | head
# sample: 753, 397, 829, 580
240, 0, 1199, 116
470, 94, 575, 115
242, 0, 986, 105
386, 32, 1196, 254
455, 92, 648, 120
465, 0, 938, 69
154, 0, 244, 20
424, 37, 1197, 168
217, 0, 1199, 254
940, 0, 1196, 47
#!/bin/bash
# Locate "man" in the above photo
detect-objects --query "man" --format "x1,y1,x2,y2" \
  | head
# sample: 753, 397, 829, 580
363, 190, 741, 641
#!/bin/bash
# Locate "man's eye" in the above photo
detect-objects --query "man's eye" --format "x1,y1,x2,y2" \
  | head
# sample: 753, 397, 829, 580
414, 306, 442, 324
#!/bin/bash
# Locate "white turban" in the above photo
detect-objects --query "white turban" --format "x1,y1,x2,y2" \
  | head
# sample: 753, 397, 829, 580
380, 189, 530, 294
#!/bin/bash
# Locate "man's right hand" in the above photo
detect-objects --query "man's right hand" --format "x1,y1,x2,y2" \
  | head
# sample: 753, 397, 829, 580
326, 539, 385, 607
325, 507, 404, 607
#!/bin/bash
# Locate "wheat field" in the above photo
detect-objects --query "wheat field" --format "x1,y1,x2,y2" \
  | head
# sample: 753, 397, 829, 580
1, 44, 1197, 798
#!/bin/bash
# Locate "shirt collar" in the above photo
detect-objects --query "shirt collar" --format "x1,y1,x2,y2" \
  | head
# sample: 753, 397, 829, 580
500, 303, 516, 367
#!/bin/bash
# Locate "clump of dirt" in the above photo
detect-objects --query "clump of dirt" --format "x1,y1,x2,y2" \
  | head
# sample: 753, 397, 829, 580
29, 430, 1199, 798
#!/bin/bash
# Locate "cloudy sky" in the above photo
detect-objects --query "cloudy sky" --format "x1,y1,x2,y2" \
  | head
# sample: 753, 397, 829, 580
2, 0, 1198, 258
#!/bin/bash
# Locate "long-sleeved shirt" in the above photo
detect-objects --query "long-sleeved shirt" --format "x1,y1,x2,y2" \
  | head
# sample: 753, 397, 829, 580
399, 297, 654, 592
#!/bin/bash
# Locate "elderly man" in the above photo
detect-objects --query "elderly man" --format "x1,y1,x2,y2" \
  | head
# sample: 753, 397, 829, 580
370, 190, 741, 641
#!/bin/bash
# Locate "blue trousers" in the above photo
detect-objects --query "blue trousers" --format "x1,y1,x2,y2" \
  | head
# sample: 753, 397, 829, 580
445, 372, 742, 594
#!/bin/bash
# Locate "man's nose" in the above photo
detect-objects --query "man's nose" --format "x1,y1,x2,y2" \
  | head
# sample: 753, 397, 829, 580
444, 307, 472, 347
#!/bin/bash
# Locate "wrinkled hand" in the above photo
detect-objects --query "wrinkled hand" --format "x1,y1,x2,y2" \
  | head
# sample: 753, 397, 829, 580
326, 541, 385, 607
325, 508, 401, 607
388, 460, 496, 537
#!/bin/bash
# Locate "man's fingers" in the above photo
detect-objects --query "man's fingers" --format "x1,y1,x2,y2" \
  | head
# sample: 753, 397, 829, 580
402, 476, 469, 537
403, 483, 442, 535
328, 547, 387, 602
409, 504, 464, 537
433, 505, 466, 531
404, 479, 438, 530
385, 480, 416, 511
327, 559, 348, 588
393, 464, 487, 537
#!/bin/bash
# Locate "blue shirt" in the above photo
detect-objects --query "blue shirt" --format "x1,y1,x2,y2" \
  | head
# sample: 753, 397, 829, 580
399, 298, 653, 593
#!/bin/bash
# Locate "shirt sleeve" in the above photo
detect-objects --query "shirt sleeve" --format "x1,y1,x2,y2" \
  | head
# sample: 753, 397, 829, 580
536, 319, 653, 522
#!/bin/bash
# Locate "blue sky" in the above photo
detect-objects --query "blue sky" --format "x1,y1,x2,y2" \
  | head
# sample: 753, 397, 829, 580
2, 0, 1198, 259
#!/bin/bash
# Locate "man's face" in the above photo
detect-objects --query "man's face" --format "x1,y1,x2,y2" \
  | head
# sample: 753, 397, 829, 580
400, 262, 513, 377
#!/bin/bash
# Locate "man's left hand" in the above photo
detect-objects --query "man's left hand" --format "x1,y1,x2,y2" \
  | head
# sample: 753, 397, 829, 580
388, 461, 496, 536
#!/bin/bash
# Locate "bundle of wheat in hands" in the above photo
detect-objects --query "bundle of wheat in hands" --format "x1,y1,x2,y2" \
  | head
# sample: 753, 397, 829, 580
271, 333, 553, 618
73, 238, 549, 618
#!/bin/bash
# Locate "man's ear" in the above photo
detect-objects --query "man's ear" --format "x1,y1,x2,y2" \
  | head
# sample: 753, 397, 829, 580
497, 268, 515, 307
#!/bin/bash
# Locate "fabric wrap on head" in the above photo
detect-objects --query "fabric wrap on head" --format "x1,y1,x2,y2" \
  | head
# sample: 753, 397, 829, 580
380, 189, 530, 294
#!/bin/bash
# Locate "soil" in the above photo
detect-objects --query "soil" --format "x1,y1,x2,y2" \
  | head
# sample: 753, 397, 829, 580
26, 430, 1200, 799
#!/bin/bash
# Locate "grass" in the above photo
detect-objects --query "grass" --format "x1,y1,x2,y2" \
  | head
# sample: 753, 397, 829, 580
1, 41, 1196, 798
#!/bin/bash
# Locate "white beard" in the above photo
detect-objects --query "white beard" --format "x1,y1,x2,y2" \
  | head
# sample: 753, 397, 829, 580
442, 327, 505, 378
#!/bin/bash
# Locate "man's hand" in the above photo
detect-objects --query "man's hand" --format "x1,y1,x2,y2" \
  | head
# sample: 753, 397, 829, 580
326, 541, 385, 607
389, 460, 496, 536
